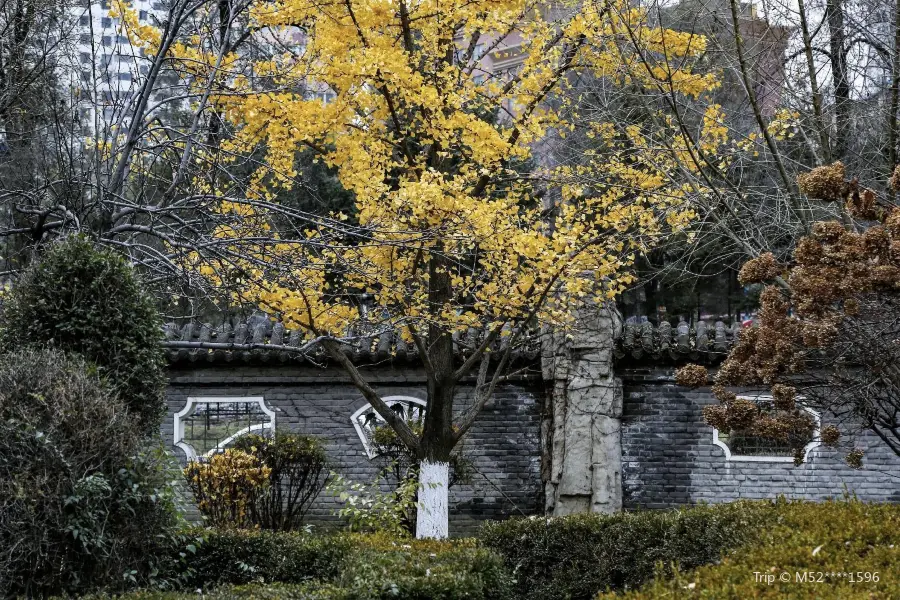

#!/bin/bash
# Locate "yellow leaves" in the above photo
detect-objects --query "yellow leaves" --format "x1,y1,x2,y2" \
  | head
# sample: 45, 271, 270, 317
700, 103, 730, 157
147, 0, 722, 336
184, 449, 271, 528
110, 0, 161, 50
766, 108, 800, 141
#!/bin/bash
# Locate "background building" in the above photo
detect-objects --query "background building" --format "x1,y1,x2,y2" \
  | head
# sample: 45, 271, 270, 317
71, 1, 170, 130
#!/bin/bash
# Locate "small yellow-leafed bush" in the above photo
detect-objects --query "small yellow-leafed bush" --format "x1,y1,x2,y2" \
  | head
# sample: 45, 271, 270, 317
598, 499, 900, 600
184, 449, 271, 528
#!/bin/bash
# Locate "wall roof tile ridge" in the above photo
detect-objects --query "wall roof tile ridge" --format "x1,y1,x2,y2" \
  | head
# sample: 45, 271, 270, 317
161, 316, 538, 367
615, 319, 738, 364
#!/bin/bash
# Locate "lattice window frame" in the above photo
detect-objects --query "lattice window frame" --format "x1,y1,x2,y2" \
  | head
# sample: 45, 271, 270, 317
351, 395, 426, 459
711, 394, 821, 463
174, 396, 276, 461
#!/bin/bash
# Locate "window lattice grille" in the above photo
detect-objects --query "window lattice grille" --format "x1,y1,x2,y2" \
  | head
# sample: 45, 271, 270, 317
175, 397, 275, 461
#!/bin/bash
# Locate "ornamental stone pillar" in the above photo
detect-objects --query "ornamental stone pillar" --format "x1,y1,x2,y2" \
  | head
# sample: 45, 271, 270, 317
542, 302, 623, 515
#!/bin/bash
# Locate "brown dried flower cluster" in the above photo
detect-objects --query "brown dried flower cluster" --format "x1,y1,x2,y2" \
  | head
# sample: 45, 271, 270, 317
703, 404, 729, 432
707, 169, 900, 468
726, 397, 759, 430
885, 209, 900, 237
820, 425, 841, 446
701, 397, 757, 434
845, 186, 881, 220
797, 162, 846, 201
675, 363, 709, 388
750, 414, 789, 440
771, 384, 796, 411
701, 392, 815, 456
711, 384, 737, 404
738, 252, 780, 285
845, 448, 864, 469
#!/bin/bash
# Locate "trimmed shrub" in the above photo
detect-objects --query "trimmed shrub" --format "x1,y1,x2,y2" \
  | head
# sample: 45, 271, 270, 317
181, 528, 352, 587
599, 499, 900, 600
232, 431, 329, 531
0, 236, 166, 433
0, 349, 191, 596
480, 501, 766, 599
106, 533, 513, 600
335, 542, 513, 600
88, 500, 900, 600
84, 583, 348, 600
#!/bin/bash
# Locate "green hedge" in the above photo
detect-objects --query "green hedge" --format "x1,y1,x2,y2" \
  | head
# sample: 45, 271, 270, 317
335, 543, 513, 600
182, 528, 351, 587
149, 530, 512, 600
480, 501, 766, 599
83, 583, 344, 600
98, 500, 900, 600
599, 499, 900, 600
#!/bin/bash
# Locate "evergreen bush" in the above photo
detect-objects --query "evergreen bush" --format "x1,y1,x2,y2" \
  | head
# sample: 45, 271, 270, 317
0, 349, 194, 596
181, 528, 351, 588
480, 501, 766, 599
126, 531, 512, 599
0, 236, 166, 433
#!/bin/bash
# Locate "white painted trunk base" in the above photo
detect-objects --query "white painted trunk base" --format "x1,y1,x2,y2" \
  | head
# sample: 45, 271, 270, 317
415, 460, 449, 539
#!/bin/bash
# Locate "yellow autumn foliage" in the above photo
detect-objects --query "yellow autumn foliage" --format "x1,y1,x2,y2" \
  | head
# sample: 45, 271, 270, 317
184, 449, 271, 529
112, 0, 724, 341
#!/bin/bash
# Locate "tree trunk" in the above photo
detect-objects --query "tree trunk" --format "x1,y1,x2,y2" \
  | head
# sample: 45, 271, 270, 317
414, 251, 457, 538
415, 459, 450, 538
416, 381, 455, 538
888, 0, 900, 185
826, 0, 849, 160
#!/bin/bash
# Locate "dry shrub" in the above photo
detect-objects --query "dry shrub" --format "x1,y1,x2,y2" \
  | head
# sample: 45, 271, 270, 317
675, 364, 709, 388
738, 252, 780, 284
797, 162, 846, 201
821, 425, 841, 446
710, 171, 900, 464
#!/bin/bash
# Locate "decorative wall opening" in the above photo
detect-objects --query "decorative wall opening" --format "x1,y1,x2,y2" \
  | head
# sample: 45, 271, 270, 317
174, 396, 275, 461
351, 396, 426, 458
712, 395, 821, 463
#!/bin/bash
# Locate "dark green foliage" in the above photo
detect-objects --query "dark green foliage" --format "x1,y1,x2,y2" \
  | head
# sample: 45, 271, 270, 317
232, 431, 330, 531
480, 501, 766, 599
0, 236, 166, 433
84, 583, 348, 600
181, 528, 352, 587
91, 501, 900, 600
335, 543, 513, 600
111, 532, 513, 600
0, 349, 193, 597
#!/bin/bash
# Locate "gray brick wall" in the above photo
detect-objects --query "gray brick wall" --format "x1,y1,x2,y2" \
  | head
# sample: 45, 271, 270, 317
164, 364, 544, 536
620, 367, 900, 509
163, 361, 900, 535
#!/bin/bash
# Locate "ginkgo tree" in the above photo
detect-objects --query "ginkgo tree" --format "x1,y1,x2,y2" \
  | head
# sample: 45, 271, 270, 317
116, 0, 726, 537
